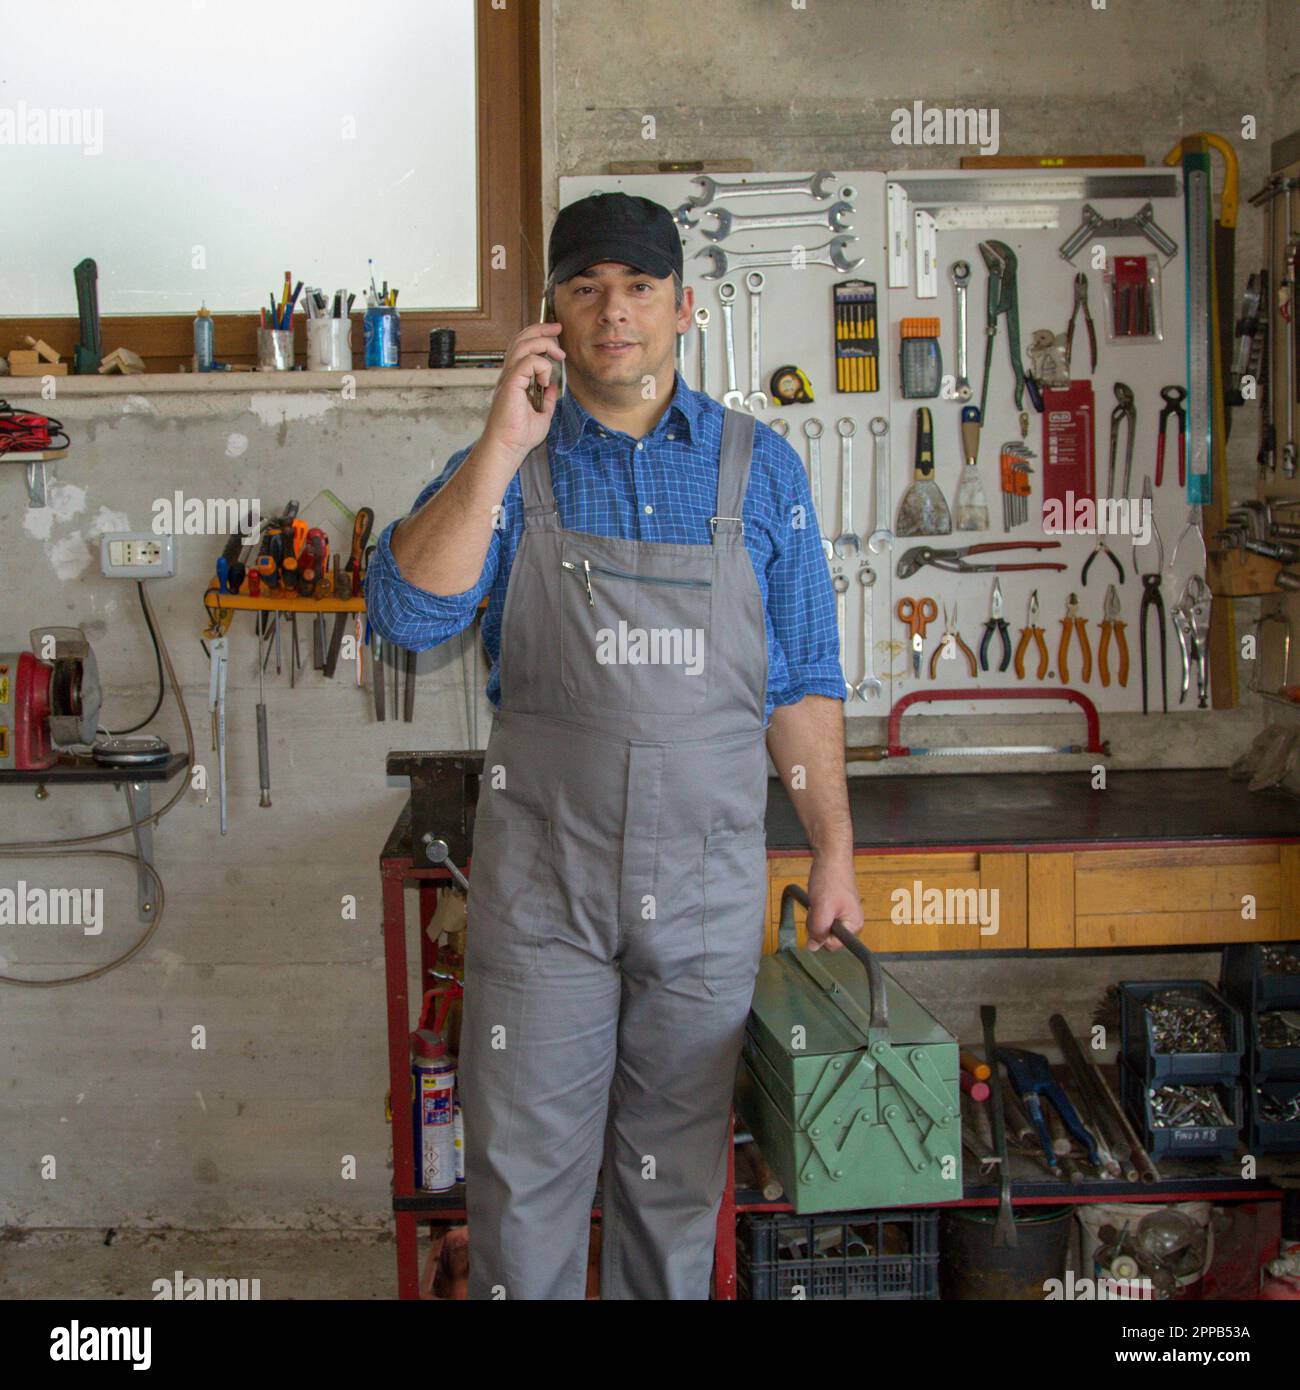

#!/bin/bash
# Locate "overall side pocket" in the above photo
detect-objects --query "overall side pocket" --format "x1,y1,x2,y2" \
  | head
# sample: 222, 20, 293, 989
701, 828, 768, 996
466, 817, 557, 981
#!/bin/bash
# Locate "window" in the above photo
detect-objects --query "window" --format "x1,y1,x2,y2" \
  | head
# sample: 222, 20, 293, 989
0, 0, 541, 368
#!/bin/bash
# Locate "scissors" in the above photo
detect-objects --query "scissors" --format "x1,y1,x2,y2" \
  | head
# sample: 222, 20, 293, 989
895, 595, 938, 678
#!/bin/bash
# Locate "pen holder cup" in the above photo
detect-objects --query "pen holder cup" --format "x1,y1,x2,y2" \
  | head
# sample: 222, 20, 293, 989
307, 318, 353, 372
364, 307, 401, 368
257, 328, 294, 371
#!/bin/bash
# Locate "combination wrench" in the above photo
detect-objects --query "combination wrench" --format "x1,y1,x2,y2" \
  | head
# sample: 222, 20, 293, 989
854, 564, 882, 700
833, 418, 860, 558
694, 306, 710, 396
832, 572, 852, 696
689, 200, 855, 240
694, 236, 863, 280
803, 417, 832, 560
686, 169, 837, 209
950, 260, 972, 402
745, 271, 768, 412
717, 282, 745, 408
867, 416, 894, 553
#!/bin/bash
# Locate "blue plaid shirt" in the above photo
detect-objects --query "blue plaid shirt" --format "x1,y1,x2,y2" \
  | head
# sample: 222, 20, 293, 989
364, 373, 844, 722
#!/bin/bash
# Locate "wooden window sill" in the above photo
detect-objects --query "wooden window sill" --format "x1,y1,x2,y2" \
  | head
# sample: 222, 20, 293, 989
0, 367, 499, 398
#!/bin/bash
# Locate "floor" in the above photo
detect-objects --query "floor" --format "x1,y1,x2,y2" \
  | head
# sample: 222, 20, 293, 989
0, 1227, 397, 1300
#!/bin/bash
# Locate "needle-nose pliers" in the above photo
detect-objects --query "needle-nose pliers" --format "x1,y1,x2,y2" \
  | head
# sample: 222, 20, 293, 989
1014, 589, 1050, 680
979, 578, 1012, 672
929, 601, 978, 679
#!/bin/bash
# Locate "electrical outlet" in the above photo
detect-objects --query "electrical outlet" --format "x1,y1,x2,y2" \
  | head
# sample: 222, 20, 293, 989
101, 533, 176, 579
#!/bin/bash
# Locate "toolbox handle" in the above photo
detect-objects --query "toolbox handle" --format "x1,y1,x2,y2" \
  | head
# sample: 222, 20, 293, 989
778, 884, 888, 1034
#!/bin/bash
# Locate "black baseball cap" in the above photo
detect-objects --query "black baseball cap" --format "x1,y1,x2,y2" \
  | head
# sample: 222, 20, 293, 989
547, 192, 683, 286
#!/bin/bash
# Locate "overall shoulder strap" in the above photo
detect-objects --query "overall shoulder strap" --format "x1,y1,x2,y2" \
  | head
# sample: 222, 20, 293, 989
713, 407, 755, 539
518, 441, 557, 520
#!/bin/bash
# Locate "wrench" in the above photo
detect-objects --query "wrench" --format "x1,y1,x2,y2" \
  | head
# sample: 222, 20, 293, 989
694, 236, 862, 280
832, 572, 852, 696
854, 564, 882, 700
803, 418, 833, 560
950, 260, 972, 402
867, 416, 894, 553
694, 306, 710, 396
745, 271, 768, 412
833, 417, 860, 558
769, 417, 789, 438
717, 282, 745, 408
699, 201, 855, 242
687, 169, 837, 208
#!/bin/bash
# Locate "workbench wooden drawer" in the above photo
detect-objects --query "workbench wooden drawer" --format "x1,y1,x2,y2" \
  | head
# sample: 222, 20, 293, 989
765, 851, 1026, 952
1028, 845, 1298, 948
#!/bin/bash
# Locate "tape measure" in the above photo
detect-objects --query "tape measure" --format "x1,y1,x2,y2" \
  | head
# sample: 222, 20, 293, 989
769, 364, 815, 405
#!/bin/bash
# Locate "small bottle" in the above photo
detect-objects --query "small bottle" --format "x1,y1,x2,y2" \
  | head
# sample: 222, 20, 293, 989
193, 305, 214, 372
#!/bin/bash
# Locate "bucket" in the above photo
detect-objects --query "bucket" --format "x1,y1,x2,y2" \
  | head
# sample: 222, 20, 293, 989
1076, 1201, 1213, 1294
940, 1206, 1072, 1300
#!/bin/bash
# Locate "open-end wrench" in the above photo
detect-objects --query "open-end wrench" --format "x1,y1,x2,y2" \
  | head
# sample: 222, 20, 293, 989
867, 416, 893, 553
832, 572, 852, 696
854, 564, 882, 700
833, 418, 860, 558
694, 306, 710, 396
950, 260, 972, 402
803, 417, 832, 561
717, 282, 745, 408
699, 201, 855, 242
694, 236, 862, 280
745, 271, 768, 412
687, 169, 837, 208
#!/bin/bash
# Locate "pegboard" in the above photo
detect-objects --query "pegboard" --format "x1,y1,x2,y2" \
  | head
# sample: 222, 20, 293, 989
559, 167, 1208, 719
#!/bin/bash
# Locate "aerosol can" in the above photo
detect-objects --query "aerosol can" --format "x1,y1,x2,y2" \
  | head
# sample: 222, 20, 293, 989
412, 1026, 456, 1192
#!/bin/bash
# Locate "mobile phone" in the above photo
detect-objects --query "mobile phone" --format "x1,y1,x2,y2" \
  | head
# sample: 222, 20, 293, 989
527, 297, 550, 412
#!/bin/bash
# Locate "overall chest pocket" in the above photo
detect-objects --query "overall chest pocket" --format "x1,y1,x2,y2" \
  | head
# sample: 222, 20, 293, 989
558, 550, 715, 715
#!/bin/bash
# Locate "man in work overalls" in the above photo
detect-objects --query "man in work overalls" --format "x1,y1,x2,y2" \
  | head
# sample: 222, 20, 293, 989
366, 192, 861, 1299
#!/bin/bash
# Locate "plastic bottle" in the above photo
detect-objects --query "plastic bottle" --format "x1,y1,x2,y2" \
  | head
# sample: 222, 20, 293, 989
193, 305, 214, 372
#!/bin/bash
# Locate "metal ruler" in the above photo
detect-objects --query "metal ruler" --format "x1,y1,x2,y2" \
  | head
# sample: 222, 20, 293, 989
890, 174, 1180, 205
1185, 161, 1214, 505
934, 204, 1060, 231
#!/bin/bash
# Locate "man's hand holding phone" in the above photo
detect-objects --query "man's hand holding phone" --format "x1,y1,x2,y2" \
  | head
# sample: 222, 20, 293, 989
482, 317, 564, 462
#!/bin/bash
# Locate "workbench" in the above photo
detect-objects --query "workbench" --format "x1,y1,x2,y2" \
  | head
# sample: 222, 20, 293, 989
378, 759, 1300, 1299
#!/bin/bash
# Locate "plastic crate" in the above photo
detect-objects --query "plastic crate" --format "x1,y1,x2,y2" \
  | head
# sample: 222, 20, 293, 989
1246, 1077, 1300, 1154
1119, 980, 1244, 1084
1120, 1059, 1241, 1161
1220, 943, 1300, 1012
737, 1209, 939, 1301
1250, 1009, 1300, 1080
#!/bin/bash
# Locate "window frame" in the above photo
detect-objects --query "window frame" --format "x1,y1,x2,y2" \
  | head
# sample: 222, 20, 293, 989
2, 0, 542, 372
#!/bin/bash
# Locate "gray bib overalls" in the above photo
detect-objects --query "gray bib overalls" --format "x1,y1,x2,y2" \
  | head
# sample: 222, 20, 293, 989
460, 405, 769, 1299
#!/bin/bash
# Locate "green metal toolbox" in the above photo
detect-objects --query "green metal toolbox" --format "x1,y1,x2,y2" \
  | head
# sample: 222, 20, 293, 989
736, 885, 962, 1213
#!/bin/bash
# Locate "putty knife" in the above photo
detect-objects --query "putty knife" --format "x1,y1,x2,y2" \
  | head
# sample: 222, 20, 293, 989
895, 406, 952, 536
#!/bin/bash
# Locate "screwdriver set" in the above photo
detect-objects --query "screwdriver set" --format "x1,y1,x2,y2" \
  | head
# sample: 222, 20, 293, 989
832, 278, 879, 392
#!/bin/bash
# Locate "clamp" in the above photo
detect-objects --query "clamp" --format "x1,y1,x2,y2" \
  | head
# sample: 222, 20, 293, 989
1107, 381, 1136, 500
1097, 584, 1129, 689
996, 1046, 1101, 1172
929, 601, 978, 679
1058, 592, 1092, 685
1014, 589, 1050, 680
1065, 271, 1097, 375
1156, 384, 1187, 488
1080, 536, 1125, 587
978, 577, 1012, 673
1172, 574, 1211, 708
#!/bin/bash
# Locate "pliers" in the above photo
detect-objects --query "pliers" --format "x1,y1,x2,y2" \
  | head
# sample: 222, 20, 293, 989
978, 578, 1012, 672
1014, 588, 1050, 680
1097, 584, 1129, 688
1065, 271, 1097, 375
1080, 536, 1125, 587
1156, 384, 1187, 488
1171, 574, 1211, 708
1058, 591, 1092, 684
928, 601, 978, 679
1132, 474, 1168, 714
1107, 381, 1136, 499
996, 1047, 1101, 1173
895, 539, 1067, 578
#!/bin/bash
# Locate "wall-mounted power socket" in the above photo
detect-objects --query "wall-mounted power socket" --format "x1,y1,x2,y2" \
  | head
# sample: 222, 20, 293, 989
101, 533, 176, 579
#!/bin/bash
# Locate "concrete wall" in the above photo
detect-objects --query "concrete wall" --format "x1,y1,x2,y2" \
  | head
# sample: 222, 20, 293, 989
1, 0, 1290, 1231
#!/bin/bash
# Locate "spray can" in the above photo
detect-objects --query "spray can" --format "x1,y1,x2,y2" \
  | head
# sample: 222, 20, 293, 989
411, 1027, 456, 1191
193, 305, 214, 372
453, 1095, 465, 1182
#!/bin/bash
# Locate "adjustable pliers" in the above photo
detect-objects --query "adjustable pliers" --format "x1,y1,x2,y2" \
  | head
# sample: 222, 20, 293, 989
996, 1047, 1101, 1173
978, 577, 1012, 672
1014, 588, 1050, 680
895, 539, 1067, 578
1058, 592, 1092, 684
